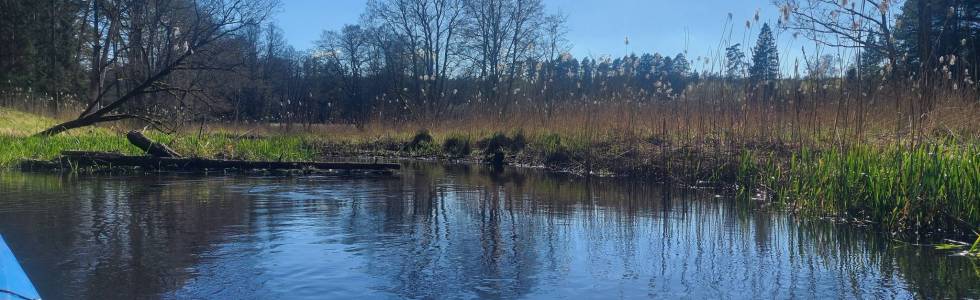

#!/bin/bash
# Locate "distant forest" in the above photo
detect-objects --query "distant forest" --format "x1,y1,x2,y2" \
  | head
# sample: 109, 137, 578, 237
0, 0, 977, 133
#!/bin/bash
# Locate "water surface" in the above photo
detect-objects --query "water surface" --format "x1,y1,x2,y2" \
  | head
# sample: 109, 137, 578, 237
0, 164, 977, 299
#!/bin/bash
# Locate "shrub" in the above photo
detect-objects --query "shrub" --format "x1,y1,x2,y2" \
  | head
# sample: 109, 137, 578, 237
477, 131, 526, 154
406, 129, 434, 150
442, 136, 472, 158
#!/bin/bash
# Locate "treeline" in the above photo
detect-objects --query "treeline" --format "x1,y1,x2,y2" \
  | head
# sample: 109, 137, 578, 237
222, 0, 705, 124
0, 0, 977, 133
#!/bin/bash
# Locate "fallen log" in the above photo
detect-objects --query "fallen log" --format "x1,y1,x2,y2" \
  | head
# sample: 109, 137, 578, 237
20, 151, 400, 172
127, 131, 182, 158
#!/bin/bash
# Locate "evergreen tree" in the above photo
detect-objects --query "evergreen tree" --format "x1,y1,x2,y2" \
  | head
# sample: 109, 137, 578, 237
596, 57, 611, 78
0, 1, 84, 97
750, 23, 780, 82
858, 33, 886, 80
637, 53, 655, 80
671, 53, 691, 78
725, 44, 747, 78
662, 56, 674, 80
651, 53, 666, 80
894, 0, 979, 82
666, 53, 691, 93
581, 57, 595, 87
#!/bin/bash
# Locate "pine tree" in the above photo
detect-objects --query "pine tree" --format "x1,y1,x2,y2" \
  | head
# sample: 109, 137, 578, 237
671, 53, 691, 78
894, 0, 979, 82
725, 44, 747, 78
858, 33, 886, 80
637, 54, 655, 80
669, 53, 691, 92
750, 23, 779, 82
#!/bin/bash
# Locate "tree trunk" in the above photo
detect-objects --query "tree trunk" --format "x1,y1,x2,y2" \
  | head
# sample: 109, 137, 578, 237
127, 131, 182, 158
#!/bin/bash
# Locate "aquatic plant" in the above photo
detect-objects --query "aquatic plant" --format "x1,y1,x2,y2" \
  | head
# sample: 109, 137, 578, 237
775, 143, 980, 232
971, 234, 980, 256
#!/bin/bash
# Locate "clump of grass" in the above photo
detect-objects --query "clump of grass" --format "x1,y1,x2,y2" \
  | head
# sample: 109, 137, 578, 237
477, 131, 525, 154
442, 135, 472, 158
401, 129, 438, 155
534, 133, 571, 165
165, 134, 319, 161
406, 129, 434, 149
475, 131, 530, 165
771, 143, 980, 232
0, 133, 142, 168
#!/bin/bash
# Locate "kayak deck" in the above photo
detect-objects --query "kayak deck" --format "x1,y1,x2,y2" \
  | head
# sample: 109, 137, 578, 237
0, 235, 40, 300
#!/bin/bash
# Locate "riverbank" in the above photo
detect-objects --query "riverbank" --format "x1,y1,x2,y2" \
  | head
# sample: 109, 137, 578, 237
1, 107, 978, 236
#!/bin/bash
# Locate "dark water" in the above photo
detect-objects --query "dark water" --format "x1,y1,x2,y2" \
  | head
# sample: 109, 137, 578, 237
0, 164, 978, 299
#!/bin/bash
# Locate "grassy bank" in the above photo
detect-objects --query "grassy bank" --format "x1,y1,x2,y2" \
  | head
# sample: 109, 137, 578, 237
0, 108, 321, 168
1, 106, 978, 235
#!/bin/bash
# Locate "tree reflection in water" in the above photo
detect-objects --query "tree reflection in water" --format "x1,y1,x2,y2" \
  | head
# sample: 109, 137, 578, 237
0, 165, 977, 299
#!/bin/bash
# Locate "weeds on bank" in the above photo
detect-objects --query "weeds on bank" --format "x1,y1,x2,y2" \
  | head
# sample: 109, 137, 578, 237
739, 142, 980, 233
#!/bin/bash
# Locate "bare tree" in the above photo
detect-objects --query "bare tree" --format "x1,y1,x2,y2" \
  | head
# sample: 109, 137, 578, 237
542, 13, 570, 63
367, 0, 465, 115
318, 25, 373, 122
777, 0, 902, 72
37, 0, 279, 136
461, 0, 548, 102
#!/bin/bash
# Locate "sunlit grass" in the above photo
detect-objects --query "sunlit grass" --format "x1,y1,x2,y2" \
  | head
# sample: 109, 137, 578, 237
0, 108, 322, 167
771, 143, 980, 230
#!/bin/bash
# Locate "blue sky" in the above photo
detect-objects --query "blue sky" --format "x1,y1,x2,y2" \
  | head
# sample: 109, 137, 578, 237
276, 0, 802, 71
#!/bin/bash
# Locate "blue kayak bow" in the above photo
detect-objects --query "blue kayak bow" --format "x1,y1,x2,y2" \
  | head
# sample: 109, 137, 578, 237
0, 235, 40, 300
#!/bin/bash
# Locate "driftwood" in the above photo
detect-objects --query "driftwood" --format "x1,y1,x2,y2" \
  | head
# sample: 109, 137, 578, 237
127, 131, 182, 158
20, 151, 399, 172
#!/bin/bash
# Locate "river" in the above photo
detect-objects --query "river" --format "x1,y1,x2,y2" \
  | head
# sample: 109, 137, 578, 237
1, 163, 977, 299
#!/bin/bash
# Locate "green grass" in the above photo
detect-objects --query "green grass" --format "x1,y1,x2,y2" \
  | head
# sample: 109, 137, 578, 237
0, 107, 62, 135
971, 235, 980, 256
756, 143, 980, 232
0, 107, 320, 167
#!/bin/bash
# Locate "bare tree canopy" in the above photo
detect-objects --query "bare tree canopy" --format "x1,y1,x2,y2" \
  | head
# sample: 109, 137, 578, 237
35, 0, 280, 136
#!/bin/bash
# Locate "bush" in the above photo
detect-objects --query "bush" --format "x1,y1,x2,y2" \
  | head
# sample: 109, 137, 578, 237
406, 129, 434, 150
442, 136, 472, 158
477, 131, 526, 154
